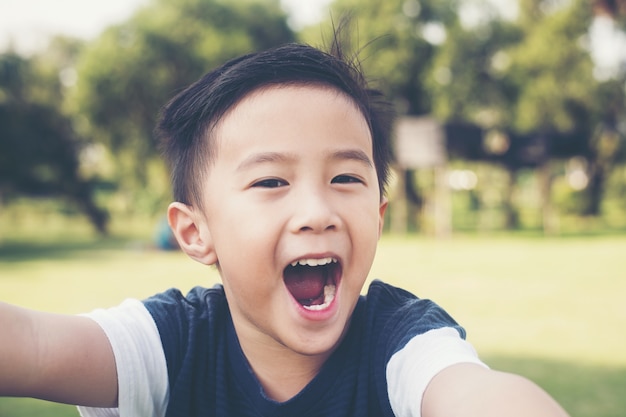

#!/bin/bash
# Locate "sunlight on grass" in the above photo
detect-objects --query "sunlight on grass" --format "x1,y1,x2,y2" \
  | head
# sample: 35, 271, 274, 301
1, 221, 625, 417
0, 398, 78, 417
0, 244, 220, 313
370, 234, 626, 367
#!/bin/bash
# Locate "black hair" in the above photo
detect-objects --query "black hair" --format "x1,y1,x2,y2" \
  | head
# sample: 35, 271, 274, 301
157, 40, 393, 207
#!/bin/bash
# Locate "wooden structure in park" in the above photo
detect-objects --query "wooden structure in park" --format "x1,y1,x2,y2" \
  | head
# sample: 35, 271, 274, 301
392, 116, 601, 236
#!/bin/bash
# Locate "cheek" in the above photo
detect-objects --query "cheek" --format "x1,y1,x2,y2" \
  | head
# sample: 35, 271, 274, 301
344, 203, 382, 267
210, 204, 281, 275
348, 197, 385, 233
212, 197, 275, 238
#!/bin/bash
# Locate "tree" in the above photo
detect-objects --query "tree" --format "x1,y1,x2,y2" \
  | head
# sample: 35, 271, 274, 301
310, 0, 625, 229
67, 0, 295, 202
426, 16, 522, 127
0, 52, 108, 234
302, 0, 461, 116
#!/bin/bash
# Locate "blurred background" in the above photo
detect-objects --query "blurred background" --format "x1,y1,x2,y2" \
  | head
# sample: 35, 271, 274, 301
0, 0, 625, 416
1, 0, 625, 238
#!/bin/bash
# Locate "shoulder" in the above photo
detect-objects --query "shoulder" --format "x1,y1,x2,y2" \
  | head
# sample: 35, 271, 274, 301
364, 280, 452, 316
143, 284, 227, 325
141, 284, 229, 365
362, 280, 466, 348
144, 284, 226, 310
141, 285, 230, 386
364, 282, 488, 417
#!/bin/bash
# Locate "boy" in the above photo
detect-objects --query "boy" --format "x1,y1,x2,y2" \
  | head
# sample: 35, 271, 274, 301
0, 41, 570, 417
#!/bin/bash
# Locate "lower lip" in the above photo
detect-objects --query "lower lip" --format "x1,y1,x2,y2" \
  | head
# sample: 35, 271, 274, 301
291, 288, 339, 321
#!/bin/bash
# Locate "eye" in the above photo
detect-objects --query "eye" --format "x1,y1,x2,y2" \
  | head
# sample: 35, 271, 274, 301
252, 178, 288, 188
332, 175, 363, 184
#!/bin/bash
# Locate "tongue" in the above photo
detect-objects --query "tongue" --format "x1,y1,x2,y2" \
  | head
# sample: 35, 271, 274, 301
284, 267, 326, 302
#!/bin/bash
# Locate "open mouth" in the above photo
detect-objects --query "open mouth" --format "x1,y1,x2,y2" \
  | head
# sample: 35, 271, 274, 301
283, 257, 340, 311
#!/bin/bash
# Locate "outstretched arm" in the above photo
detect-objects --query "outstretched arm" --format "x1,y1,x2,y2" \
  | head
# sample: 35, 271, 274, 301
422, 363, 569, 417
0, 302, 118, 407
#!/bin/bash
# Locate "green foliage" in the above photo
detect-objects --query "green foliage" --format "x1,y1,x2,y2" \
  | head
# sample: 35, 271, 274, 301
427, 19, 523, 125
306, 0, 621, 140
0, 51, 108, 233
0, 53, 31, 102
303, 0, 461, 115
309, 0, 624, 224
507, 0, 596, 133
2, 0, 625, 225
67, 0, 295, 192
426, 0, 600, 134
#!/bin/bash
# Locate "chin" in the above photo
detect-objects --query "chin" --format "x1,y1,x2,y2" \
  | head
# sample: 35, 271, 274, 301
288, 318, 351, 357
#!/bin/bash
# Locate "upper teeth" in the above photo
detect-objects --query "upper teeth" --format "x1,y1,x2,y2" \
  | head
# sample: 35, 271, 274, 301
290, 257, 337, 267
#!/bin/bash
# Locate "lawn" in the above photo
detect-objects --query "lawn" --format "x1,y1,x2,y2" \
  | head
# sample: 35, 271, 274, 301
0, 227, 625, 417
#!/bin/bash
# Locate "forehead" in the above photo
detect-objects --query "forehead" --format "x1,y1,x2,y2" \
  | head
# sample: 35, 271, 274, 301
221, 83, 366, 127
211, 84, 372, 159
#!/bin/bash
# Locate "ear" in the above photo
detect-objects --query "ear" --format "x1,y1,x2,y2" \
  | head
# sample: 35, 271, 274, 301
167, 202, 217, 265
378, 197, 388, 239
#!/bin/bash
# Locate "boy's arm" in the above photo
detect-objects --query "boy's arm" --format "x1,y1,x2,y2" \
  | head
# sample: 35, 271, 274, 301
0, 302, 118, 407
422, 363, 570, 417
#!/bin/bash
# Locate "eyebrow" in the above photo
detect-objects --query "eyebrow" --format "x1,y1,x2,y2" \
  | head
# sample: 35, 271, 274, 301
236, 152, 295, 171
328, 149, 374, 168
236, 149, 373, 171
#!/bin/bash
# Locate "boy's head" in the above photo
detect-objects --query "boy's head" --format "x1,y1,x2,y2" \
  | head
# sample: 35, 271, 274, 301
157, 41, 393, 371
157, 42, 393, 209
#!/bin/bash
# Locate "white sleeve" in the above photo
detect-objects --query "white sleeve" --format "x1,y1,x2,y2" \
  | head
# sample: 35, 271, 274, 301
77, 299, 169, 417
386, 327, 488, 417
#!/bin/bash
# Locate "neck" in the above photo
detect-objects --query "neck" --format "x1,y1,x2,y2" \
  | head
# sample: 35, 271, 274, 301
236, 329, 333, 402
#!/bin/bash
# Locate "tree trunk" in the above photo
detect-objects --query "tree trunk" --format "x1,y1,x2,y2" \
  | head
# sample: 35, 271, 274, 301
539, 161, 559, 235
503, 168, 520, 230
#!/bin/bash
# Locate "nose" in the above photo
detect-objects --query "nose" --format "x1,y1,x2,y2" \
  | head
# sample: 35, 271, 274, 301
289, 187, 340, 233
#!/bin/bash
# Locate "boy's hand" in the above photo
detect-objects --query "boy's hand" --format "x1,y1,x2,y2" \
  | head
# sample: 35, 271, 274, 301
0, 302, 118, 407
422, 363, 570, 417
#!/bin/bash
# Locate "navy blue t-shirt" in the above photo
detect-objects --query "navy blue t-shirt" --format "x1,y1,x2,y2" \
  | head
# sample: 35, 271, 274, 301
143, 280, 465, 417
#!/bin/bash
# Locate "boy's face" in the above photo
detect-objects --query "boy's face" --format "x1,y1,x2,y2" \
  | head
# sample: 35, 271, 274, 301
188, 85, 386, 359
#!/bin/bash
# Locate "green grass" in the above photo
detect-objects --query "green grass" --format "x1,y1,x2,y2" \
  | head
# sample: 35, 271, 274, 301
0, 225, 625, 417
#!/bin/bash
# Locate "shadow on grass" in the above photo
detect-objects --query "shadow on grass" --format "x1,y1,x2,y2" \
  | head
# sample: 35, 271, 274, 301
451, 226, 626, 239
0, 355, 623, 417
484, 355, 626, 417
0, 236, 139, 263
